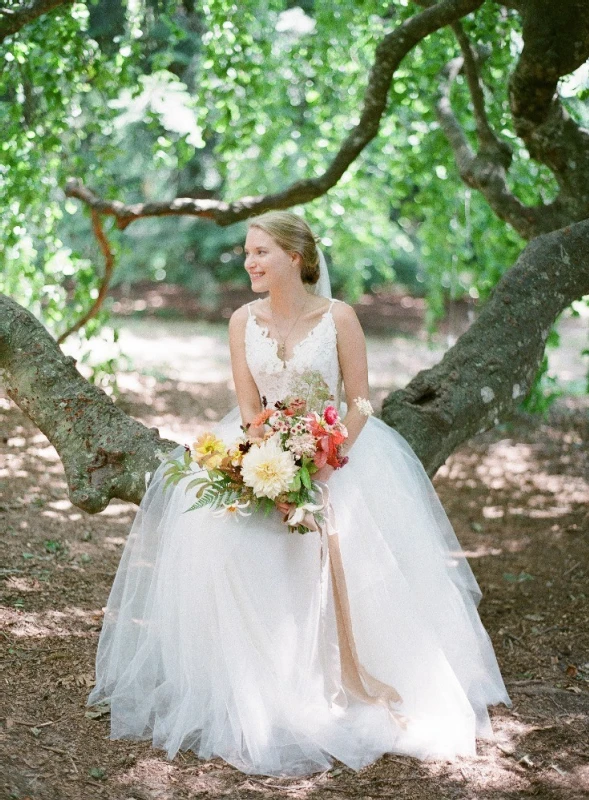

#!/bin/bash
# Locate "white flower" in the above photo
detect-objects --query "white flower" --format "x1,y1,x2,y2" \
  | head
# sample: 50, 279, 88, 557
353, 396, 373, 416
287, 502, 325, 527
212, 499, 252, 518
241, 434, 298, 499
286, 432, 316, 458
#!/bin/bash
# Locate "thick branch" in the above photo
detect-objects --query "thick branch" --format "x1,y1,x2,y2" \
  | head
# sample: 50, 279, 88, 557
381, 217, 589, 473
0, 0, 73, 41
0, 296, 178, 512
2, 219, 588, 510
436, 24, 572, 238
508, 0, 589, 208
65, 0, 484, 229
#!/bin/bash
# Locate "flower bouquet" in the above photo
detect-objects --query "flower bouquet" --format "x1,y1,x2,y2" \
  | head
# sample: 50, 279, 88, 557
162, 373, 349, 534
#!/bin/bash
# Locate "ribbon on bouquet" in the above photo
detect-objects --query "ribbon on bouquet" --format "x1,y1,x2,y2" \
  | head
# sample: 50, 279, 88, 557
284, 486, 408, 730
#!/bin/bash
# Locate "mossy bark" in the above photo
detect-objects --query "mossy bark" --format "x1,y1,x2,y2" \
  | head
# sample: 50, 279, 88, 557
0, 299, 177, 512
380, 218, 589, 473
2, 219, 588, 507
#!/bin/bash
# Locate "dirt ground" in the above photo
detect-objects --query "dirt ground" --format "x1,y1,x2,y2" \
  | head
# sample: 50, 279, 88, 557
1, 299, 588, 800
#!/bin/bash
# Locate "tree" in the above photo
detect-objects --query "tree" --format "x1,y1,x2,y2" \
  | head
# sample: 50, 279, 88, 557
1, 0, 588, 511
0, 0, 73, 42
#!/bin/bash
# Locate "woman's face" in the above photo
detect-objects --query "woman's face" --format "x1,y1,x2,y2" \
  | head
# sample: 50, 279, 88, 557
244, 227, 300, 293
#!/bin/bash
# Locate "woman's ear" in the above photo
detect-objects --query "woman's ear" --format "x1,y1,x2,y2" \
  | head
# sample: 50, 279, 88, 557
289, 251, 302, 268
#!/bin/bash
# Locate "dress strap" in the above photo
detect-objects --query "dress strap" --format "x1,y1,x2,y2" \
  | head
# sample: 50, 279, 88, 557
247, 301, 254, 317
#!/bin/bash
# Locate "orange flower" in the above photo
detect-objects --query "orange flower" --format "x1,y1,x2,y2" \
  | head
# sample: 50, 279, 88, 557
310, 421, 348, 469
250, 408, 275, 429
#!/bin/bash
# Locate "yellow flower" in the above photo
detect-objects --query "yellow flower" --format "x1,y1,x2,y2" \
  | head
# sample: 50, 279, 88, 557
192, 432, 228, 470
227, 437, 247, 467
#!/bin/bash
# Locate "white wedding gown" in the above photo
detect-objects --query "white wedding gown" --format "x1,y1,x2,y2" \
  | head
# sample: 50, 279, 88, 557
87, 298, 511, 776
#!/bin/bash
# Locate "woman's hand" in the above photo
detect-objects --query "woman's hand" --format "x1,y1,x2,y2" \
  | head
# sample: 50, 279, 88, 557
275, 464, 334, 517
247, 424, 267, 443
312, 464, 335, 484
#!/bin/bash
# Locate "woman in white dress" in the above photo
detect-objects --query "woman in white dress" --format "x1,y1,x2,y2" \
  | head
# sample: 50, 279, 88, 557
87, 211, 511, 777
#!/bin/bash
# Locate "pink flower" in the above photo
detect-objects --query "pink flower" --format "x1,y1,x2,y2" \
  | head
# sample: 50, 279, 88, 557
323, 405, 338, 425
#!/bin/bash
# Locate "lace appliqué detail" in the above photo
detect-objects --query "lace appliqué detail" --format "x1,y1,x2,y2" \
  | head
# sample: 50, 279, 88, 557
245, 301, 343, 412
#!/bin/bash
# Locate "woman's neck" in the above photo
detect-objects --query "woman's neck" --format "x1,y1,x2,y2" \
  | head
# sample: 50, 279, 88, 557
265, 286, 312, 320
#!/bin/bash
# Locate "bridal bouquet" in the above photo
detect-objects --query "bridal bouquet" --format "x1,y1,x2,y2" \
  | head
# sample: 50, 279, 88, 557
162, 373, 349, 534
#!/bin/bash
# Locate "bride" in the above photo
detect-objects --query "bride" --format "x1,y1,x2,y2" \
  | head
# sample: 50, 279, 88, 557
87, 211, 511, 777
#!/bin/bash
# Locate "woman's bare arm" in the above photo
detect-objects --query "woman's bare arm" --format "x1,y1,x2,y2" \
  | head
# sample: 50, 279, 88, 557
306, 301, 371, 487
228, 305, 264, 435
333, 301, 371, 457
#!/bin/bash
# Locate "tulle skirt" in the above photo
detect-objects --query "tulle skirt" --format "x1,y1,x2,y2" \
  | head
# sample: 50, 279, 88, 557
87, 404, 511, 776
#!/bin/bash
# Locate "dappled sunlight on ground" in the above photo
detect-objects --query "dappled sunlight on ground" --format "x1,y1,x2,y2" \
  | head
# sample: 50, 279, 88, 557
1, 605, 103, 638
1, 315, 587, 799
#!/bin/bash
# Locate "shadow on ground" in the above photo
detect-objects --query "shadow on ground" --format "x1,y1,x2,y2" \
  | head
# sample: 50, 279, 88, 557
1, 370, 587, 799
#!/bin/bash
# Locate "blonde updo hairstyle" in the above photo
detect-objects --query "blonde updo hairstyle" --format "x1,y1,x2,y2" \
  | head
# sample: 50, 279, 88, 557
247, 211, 320, 286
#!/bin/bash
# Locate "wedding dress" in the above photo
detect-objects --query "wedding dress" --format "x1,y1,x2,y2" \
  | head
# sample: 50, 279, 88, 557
87, 296, 511, 776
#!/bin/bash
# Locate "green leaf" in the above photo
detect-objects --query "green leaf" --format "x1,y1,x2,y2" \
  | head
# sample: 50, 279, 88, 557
300, 465, 312, 491
185, 477, 209, 492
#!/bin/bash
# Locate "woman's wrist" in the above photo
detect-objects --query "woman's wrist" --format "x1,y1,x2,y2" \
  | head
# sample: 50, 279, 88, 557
313, 463, 335, 482
247, 423, 266, 439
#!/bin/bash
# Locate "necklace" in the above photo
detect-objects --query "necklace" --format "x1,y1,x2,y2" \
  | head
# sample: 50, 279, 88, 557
268, 296, 310, 363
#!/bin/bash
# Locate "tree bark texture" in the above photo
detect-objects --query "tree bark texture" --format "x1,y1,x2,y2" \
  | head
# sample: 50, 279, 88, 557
433, 0, 589, 239
0, 299, 178, 512
2, 220, 588, 510
381, 218, 589, 474
0, 0, 73, 42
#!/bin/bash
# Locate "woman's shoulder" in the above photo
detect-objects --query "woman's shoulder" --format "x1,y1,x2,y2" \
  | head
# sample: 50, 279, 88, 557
229, 300, 256, 322
330, 298, 359, 321
229, 301, 256, 331
329, 299, 365, 340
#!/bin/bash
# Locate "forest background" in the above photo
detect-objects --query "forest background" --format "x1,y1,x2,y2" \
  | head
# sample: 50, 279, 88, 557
1, 1, 588, 799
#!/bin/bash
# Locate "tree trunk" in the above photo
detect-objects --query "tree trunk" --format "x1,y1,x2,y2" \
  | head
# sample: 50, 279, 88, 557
2, 220, 588, 510
381, 218, 589, 473
0, 299, 177, 512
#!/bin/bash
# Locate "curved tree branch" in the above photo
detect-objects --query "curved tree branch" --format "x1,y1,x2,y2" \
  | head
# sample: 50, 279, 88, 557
65, 0, 484, 229
56, 210, 116, 344
0, 297, 178, 512
2, 219, 588, 511
508, 0, 589, 209
435, 21, 573, 238
0, 0, 73, 42
450, 20, 509, 157
381, 217, 589, 474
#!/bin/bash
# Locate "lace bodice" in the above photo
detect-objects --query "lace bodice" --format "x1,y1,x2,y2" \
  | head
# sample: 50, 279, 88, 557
245, 298, 343, 413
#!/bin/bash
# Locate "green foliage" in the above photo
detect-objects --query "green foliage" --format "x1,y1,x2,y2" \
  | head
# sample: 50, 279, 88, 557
1, 0, 586, 411
519, 328, 565, 416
